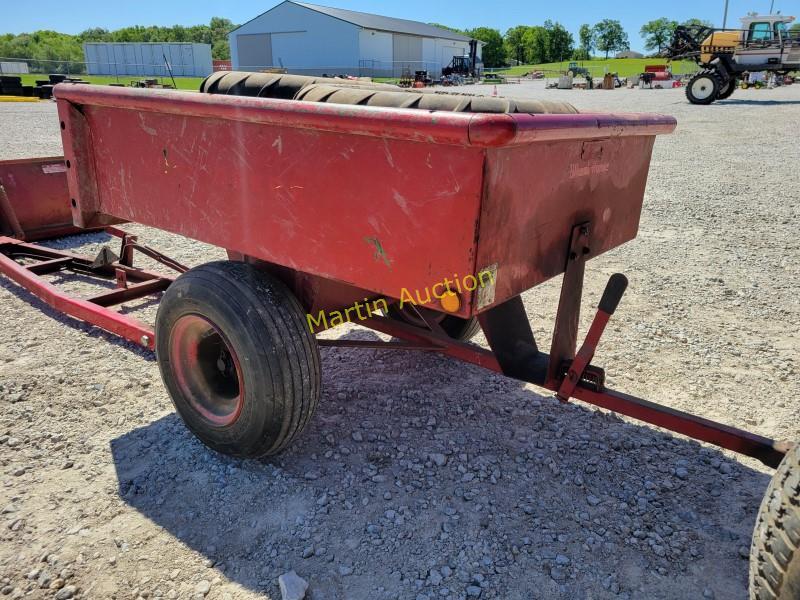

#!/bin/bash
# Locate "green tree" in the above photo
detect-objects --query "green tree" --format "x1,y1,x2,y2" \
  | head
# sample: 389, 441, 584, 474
427, 23, 466, 35
572, 47, 590, 60
0, 18, 237, 73
524, 26, 551, 64
504, 25, 531, 64
466, 27, 504, 68
682, 18, 714, 28
593, 19, 629, 58
544, 20, 574, 62
578, 23, 594, 56
209, 17, 236, 59
640, 18, 678, 54
78, 28, 111, 42
0, 30, 83, 72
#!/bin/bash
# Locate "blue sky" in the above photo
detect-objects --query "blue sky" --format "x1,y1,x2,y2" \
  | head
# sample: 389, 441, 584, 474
3, 0, 795, 52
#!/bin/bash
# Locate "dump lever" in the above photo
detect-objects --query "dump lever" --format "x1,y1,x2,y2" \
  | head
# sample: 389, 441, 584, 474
556, 273, 628, 402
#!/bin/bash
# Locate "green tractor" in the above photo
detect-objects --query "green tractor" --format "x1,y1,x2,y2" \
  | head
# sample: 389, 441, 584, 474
566, 61, 591, 78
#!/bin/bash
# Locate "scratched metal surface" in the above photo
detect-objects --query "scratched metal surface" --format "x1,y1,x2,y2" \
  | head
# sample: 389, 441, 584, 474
53, 86, 673, 318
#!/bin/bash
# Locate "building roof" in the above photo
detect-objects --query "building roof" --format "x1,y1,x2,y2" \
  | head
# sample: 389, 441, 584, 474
232, 1, 474, 42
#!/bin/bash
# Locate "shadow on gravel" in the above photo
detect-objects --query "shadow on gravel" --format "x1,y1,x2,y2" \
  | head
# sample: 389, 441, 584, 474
718, 99, 800, 106
110, 328, 771, 600
0, 276, 156, 360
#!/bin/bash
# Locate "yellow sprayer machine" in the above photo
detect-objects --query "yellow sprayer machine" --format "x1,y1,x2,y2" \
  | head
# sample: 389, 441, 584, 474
665, 14, 799, 104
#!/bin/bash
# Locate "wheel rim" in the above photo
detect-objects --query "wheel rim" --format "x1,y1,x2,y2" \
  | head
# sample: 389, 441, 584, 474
169, 314, 244, 427
691, 76, 715, 100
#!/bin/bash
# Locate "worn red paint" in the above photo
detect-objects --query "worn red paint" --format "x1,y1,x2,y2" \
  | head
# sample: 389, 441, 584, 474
54, 84, 675, 318
0, 157, 100, 240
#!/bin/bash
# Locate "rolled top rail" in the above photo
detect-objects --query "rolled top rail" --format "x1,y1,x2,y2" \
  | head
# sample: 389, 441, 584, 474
54, 84, 676, 148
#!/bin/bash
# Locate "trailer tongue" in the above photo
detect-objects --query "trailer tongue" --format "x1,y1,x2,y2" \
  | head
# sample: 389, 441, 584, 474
0, 76, 797, 599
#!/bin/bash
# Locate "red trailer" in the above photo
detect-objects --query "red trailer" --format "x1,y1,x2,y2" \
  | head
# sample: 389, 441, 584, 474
0, 156, 102, 241
0, 76, 796, 599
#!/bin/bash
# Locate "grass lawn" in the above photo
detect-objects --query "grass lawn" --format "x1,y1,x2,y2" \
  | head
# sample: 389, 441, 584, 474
17, 74, 205, 90
493, 58, 698, 78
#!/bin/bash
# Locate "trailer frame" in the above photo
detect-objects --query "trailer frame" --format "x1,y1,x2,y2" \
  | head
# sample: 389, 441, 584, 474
0, 221, 788, 468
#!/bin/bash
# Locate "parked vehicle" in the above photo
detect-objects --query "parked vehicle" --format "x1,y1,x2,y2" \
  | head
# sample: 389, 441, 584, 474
664, 14, 799, 104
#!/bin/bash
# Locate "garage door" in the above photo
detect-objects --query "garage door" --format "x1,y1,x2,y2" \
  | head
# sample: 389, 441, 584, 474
237, 34, 272, 71
392, 34, 422, 76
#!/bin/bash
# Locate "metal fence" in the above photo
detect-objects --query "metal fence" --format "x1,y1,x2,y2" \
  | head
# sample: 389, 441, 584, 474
357, 59, 448, 78
229, 60, 449, 78
3, 55, 702, 82
485, 62, 699, 79
3, 56, 403, 79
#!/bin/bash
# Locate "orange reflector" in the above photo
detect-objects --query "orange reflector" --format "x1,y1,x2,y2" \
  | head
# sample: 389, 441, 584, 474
440, 290, 460, 313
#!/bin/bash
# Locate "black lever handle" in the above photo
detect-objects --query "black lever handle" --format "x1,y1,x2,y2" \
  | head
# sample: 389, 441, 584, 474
598, 273, 628, 315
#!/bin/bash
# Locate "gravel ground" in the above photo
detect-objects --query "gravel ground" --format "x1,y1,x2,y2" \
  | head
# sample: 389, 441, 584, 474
0, 83, 798, 600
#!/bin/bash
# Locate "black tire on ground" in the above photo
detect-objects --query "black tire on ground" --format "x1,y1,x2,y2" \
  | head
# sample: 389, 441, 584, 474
387, 305, 481, 342
439, 315, 482, 341
717, 79, 737, 100
686, 70, 721, 105
750, 443, 800, 600
155, 261, 321, 458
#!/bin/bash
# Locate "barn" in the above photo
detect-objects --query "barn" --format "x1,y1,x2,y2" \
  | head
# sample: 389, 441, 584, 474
228, 1, 481, 77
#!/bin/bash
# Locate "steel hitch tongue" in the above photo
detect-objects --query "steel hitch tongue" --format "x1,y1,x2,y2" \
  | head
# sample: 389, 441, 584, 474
556, 273, 628, 402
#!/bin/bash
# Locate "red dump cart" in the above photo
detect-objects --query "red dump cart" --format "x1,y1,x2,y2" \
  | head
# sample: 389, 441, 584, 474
0, 77, 796, 599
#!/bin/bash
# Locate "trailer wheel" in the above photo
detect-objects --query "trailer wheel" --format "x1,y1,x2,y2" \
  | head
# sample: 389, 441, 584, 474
750, 444, 800, 600
387, 305, 481, 341
155, 261, 321, 458
686, 70, 720, 105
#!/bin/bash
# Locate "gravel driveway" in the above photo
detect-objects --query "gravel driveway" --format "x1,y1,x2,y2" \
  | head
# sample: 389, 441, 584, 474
0, 83, 798, 600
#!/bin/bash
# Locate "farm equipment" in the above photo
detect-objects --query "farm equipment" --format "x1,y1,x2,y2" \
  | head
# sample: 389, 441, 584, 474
442, 39, 482, 79
566, 61, 591, 78
0, 72, 798, 599
664, 14, 800, 104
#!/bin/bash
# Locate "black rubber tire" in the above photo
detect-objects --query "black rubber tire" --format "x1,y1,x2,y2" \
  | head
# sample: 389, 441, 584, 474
750, 444, 800, 600
199, 71, 398, 98
718, 79, 737, 100
295, 83, 578, 114
440, 315, 481, 341
686, 70, 721, 105
155, 261, 321, 458
386, 305, 481, 342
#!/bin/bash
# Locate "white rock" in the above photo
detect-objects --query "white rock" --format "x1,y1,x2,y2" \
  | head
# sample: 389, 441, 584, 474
194, 580, 211, 596
279, 571, 308, 600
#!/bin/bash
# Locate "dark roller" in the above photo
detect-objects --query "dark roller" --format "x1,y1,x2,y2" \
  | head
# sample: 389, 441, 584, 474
199, 71, 398, 99
199, 70, 578, 115
295, 84, 579, 114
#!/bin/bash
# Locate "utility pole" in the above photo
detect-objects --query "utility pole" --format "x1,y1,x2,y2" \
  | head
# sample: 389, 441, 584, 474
770, 0, 775, 13
723, 0, 729, 28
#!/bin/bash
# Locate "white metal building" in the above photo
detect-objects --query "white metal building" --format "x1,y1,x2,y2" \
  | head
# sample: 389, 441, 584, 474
229, 1, 481, 76
83, 43, 213, 77
0, 62, 29, 74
